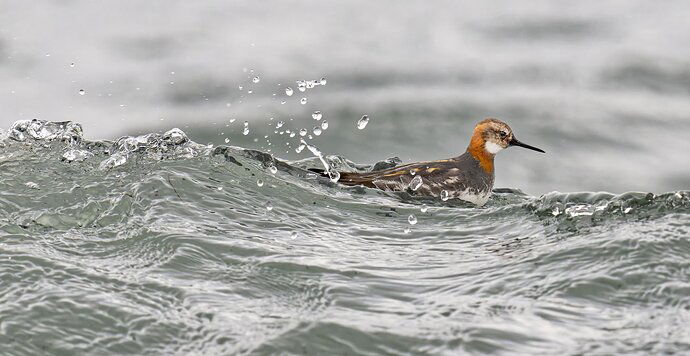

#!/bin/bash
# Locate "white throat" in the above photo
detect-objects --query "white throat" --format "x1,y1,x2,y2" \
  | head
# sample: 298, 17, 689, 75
485, 141, 504, 154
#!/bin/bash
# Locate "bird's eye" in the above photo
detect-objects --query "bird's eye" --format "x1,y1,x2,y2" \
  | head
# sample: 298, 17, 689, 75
499, 131, 507, 138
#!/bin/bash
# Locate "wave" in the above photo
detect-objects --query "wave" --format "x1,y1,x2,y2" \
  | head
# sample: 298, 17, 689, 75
1, 119, 689, 354
2, 119, 687, 232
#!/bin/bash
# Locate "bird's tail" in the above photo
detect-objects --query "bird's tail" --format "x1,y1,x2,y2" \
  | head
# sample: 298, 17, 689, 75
308, 168, 375, 187
308, 168, 326, 176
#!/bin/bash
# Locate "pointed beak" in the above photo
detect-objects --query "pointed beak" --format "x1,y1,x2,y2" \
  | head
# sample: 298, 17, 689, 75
509, 137, 545, 153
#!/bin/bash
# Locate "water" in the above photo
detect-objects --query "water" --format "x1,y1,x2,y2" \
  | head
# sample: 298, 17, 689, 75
1, 1, 690, 354
4, 1, 690, 194
0, 120, 688, 355
357, 115, 370, 130
243, 122, 250, 136
410, 175, 423, 191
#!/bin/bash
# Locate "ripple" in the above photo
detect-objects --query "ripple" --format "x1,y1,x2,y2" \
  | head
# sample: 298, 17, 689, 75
0, 120, 688, 354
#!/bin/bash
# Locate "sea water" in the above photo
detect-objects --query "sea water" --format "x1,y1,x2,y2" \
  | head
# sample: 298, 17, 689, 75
0, 120, 687, 354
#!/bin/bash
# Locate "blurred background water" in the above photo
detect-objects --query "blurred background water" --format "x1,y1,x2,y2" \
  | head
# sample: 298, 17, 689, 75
0, 1, 689, 355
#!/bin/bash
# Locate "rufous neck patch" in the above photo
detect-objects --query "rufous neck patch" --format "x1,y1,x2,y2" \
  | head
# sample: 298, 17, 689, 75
467, 130, 494, 174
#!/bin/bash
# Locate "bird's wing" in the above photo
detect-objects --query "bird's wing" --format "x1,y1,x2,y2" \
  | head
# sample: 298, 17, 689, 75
336, 160, 455, 188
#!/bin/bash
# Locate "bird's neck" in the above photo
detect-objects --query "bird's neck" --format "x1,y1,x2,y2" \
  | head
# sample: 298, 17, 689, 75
466, 133, 494, 174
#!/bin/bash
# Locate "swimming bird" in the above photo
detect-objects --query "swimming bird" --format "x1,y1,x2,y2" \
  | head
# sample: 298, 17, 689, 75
315, 118, 545, 206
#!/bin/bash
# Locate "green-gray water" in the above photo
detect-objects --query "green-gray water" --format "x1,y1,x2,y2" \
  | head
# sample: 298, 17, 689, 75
2, 1, 690, 354
1, 120, 688, 355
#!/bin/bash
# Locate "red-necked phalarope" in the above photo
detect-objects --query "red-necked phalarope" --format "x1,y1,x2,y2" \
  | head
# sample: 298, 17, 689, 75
316, 118, 545, 206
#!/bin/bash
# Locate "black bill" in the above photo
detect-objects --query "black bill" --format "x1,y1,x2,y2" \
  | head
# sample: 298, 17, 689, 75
509, 137, 545, 153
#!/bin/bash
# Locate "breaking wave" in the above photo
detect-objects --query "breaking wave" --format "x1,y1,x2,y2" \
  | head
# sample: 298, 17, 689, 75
1, 120, 688, 354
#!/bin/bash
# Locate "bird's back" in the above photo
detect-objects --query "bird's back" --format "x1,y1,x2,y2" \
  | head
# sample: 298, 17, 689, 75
334, 151, 494, 204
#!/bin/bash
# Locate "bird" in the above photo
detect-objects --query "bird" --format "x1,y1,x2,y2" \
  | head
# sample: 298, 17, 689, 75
313, 118, 545, 206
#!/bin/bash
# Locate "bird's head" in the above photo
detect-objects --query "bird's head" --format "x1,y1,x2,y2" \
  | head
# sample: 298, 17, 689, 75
472, 118, 545, 155
466, 118, 545, 174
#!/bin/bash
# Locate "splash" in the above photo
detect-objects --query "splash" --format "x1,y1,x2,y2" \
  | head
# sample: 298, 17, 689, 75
0, 119, 688, 356
6, 119, 212, 170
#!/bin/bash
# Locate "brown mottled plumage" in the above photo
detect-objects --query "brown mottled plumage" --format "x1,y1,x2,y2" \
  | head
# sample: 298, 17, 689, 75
318, 118, 544, 206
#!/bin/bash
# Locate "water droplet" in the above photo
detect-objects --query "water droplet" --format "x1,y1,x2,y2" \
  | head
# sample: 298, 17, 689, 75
238, 85, 243, 90
62, 149, 93, 162
357, 115, 369, 129
289, 132, 296, 138
295, 144, 306, 153
408, 214, 417, 225
285, 87, 293, 96
243, 121, 250, 135
78, 89, 86, 95
552, 207, 561, 216
25, 182, 40, 189
265, 203, 273, 211
299, 128, 308, 136
624, 207, 632, 214
252, 76, 260, 83
69, 62, 75, 67
328, 170, 340, 183
420, 205, 428, 213
276, 121, 284, 129
441, 190, 450, 201
300, 98, 307, 105
280, 100, 286, 104
321, 121, 329, 130
297, 81, 306, 92
313, 127, 322, 136
229, 118, 236, 123
224, 138, 230, 143
268, 165, 278, 174
312, 111, 322, 120
290, 231, 298, 239
403, 227, 411, 234
409, 176, 423, 191
256, 179, 264, 187
99, 152, 128, 170
162, 128, 189, 145
320, 77, 327, 85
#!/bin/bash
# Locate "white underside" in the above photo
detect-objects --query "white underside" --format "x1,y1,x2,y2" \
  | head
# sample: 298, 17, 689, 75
453, 188, 491, 206
485, 141, 504, 154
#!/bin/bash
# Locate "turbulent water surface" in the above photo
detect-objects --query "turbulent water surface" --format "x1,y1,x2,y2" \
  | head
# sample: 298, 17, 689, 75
0, 120, 688, 355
